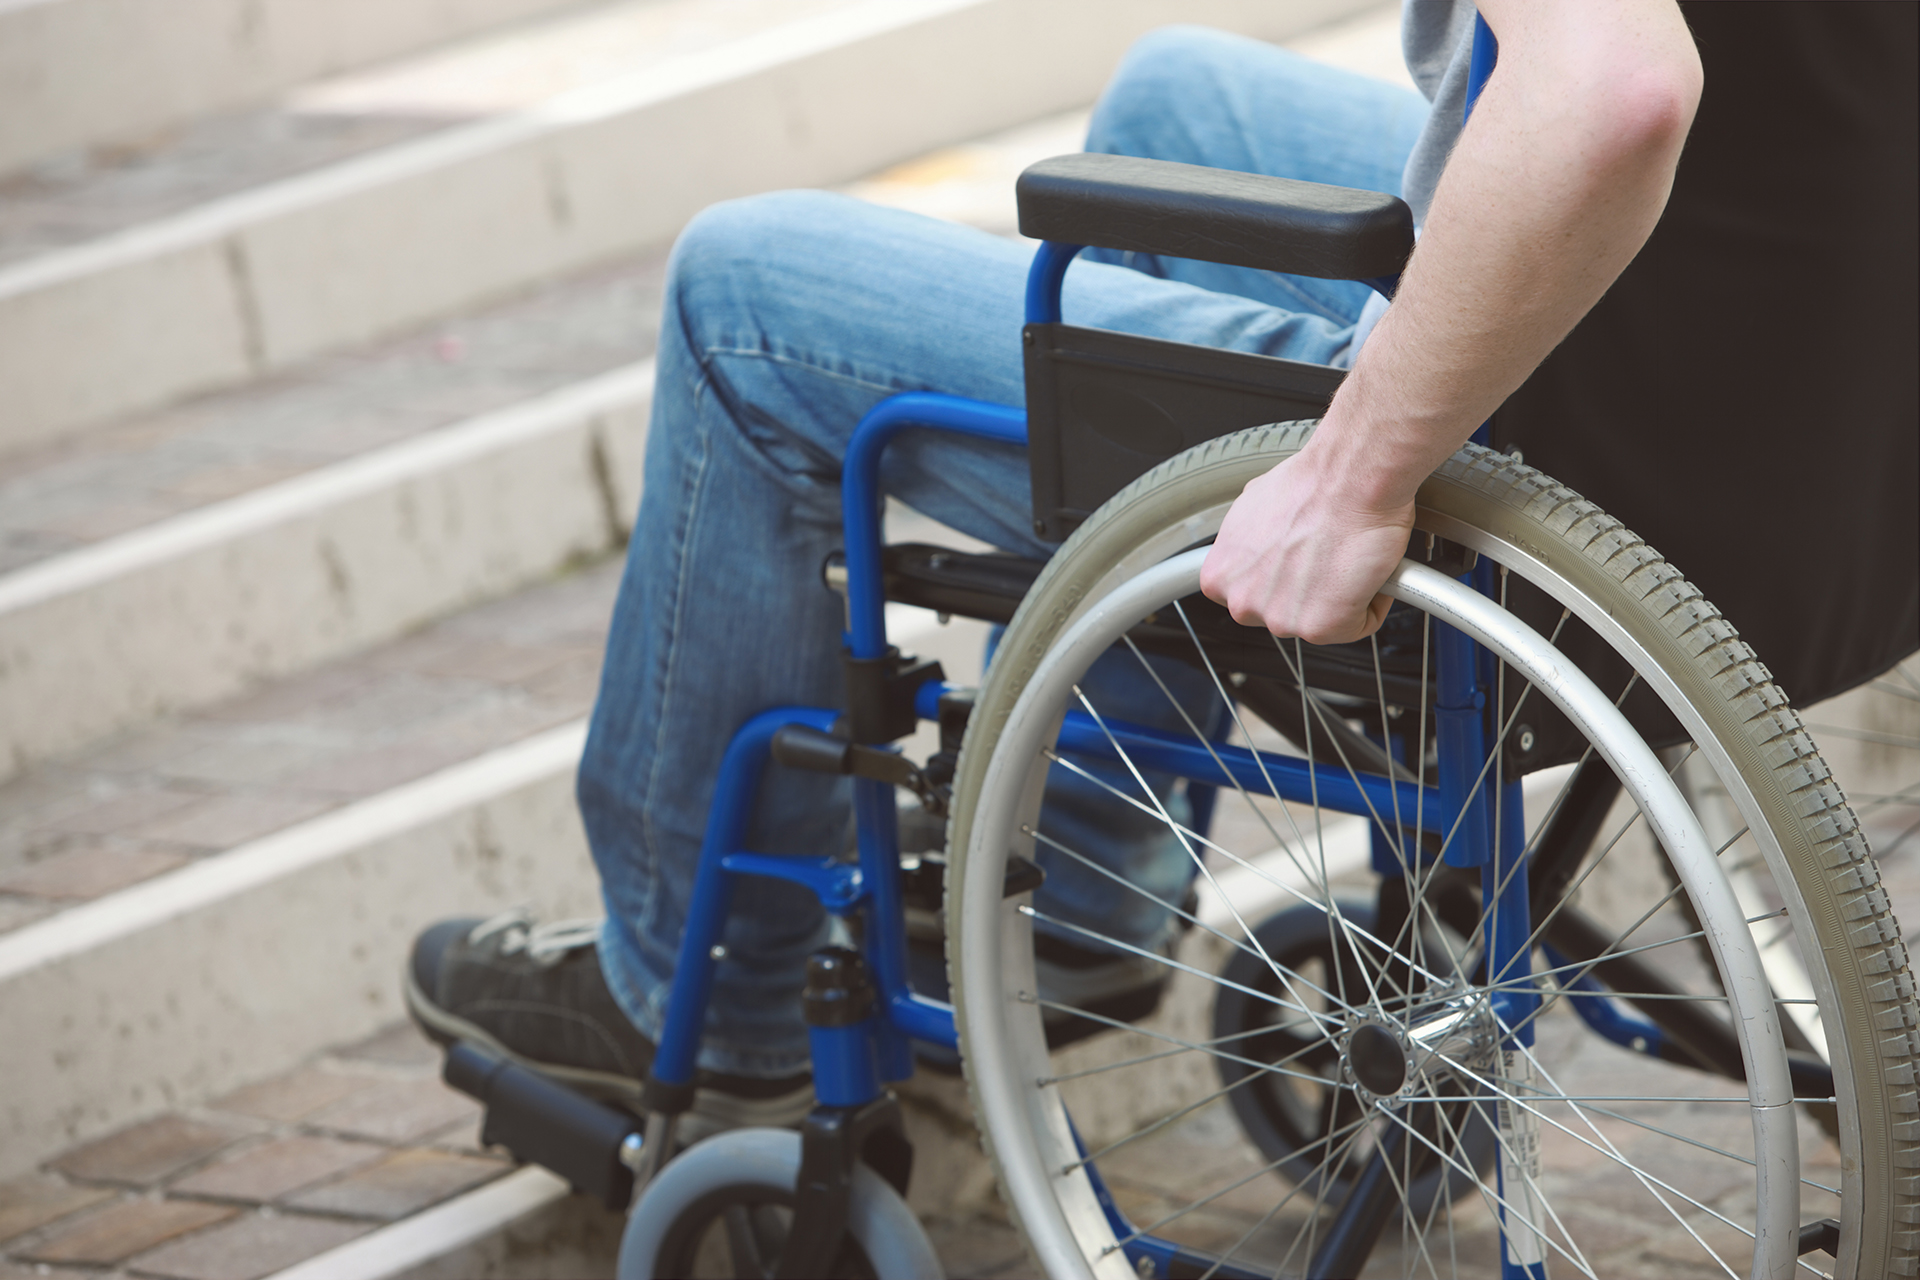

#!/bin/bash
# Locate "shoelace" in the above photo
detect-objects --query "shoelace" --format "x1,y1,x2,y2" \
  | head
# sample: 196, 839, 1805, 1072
467, 911, 600, 965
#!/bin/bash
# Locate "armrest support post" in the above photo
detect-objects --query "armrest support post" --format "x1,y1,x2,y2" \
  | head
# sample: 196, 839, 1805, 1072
1024, 240, 1084, 326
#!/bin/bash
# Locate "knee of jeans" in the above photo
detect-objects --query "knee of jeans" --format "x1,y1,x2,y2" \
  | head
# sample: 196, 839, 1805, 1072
1088, 25, 1249, 153
666, 190, 851, 337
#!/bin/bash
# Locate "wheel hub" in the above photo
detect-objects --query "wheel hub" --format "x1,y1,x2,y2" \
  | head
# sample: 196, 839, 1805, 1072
1340, 988, 1499, 1105
1347, 1023, 1409, 1095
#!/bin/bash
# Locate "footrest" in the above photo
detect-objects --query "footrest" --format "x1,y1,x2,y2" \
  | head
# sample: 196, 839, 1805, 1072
443, 1042, 642, 1211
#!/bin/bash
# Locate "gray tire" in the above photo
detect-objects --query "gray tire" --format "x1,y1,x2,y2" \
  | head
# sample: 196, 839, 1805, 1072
946, 424, 1919, 1279
617, 1127, 941, 1280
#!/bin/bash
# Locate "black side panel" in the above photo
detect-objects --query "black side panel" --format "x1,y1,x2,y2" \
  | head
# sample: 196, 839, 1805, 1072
1016, 153, 1414, 280
1025, 323, 1343, 541
1494, 1, 1918, 761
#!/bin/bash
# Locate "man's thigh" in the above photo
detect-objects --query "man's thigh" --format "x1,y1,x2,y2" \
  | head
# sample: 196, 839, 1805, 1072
676, 190, 1363, 555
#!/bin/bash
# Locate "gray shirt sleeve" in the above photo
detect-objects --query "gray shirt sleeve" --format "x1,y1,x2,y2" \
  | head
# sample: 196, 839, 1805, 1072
1398, 0, 1479, 227
1331, 0, 1476, 367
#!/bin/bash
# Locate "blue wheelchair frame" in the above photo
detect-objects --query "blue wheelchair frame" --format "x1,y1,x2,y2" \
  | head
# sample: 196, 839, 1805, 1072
645, 279, 1555, 1280
639, 22, 1585, 1278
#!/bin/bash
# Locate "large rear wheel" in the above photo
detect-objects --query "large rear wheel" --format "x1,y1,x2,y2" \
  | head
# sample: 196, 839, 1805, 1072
946, 425, 1919, 1279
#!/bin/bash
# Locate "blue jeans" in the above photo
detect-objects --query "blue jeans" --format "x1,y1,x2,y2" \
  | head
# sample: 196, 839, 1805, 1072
578, 26, 1428, 1077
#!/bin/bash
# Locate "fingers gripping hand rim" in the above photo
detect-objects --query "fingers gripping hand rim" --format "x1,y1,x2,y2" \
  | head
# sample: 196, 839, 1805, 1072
1198, 451, 1415, 645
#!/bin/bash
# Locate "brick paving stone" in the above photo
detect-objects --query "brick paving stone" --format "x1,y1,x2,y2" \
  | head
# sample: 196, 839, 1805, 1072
0, 1175, 115, 1245
135, 793, 338, 850
330, 1021, 440, 1070
126, 1211, 371, 1280
272, 738, 490, 798
19, 1198, 235, 1265
304, 1078, 479, 1144
51, 1116, 245, 1188
168, 1137, 387, 1204
281, 1149, 504, 1221
193, 667, 382, 727
210, 1068, 382, 1125
0, 895, 56, 934
39, 787, 206, 837
416, 1113, 488, 1155
156, 740, 338, 789
0, 841, 191, 899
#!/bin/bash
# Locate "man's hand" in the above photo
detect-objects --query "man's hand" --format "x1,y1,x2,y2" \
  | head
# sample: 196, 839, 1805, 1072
1199, 445, 1413, 644
1199, 0, 1700, 642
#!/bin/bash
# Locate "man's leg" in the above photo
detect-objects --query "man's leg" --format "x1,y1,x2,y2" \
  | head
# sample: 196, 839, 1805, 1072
413, 29, 1429, 1085
577, 190, 1375, 1079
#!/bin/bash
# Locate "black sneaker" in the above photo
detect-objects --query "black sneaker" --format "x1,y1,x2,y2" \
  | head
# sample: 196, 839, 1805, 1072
406, 912, 812, 1138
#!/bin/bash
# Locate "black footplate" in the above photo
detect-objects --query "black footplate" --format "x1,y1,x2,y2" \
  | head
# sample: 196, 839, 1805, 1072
443, 1042, 641, 1211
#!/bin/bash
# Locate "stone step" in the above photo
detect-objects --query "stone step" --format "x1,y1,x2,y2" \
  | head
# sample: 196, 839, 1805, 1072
0, 0, 1370, 459
0, 0, 601, 179
0, 86, 1095, 788
0, 67, 1086, 1168
0, 561, 618, 1176
0, 246, 667, 786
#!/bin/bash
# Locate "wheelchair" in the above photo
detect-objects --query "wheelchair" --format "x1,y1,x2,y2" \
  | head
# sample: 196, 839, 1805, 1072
439, 17, 1919, 1277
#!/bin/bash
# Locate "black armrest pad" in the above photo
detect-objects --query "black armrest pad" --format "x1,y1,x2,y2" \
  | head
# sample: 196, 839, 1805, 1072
1016, 153, 1413, 281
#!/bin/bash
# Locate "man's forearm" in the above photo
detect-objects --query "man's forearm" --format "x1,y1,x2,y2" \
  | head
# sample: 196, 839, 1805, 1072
1199, 0, 1702, 644
1302, 0, 1703, 511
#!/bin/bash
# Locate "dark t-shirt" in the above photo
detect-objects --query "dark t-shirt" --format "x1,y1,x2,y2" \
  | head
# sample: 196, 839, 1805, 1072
1492, 1, 1918, 731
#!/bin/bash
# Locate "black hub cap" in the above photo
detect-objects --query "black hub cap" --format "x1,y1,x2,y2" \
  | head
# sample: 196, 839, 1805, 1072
1349, 1023, 1408, 1095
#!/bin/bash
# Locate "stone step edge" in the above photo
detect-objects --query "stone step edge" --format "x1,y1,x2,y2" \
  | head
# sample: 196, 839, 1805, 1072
0, 721, 598, 1178
0, 360, 653, 783
271, 1165, 574, 1280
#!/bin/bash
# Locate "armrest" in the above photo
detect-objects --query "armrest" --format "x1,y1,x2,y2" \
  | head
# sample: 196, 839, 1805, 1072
1016, 153, 1413, 281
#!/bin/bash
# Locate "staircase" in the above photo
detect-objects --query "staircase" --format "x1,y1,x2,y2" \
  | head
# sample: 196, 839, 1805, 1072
6, 1, 1912, 1275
